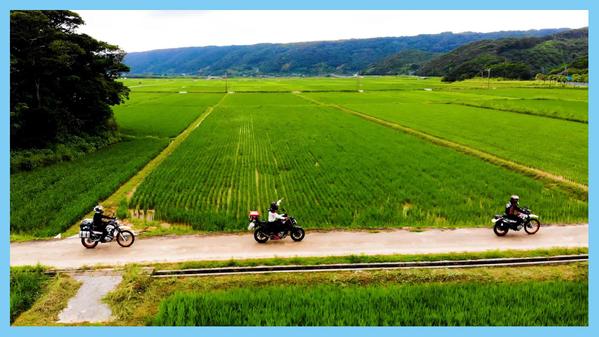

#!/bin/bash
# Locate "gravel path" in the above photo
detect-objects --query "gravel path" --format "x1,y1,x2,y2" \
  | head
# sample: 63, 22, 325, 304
10, 224, 587, 269
57, 271, 122, 323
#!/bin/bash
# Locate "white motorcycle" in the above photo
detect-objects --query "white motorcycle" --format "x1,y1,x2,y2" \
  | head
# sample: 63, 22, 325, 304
79, 218, 135, 248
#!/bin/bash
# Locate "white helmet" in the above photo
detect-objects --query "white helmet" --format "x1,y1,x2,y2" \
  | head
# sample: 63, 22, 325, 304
94, 205, 104, 214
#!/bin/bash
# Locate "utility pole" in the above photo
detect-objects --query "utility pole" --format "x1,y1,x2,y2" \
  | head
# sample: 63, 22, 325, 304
356, 74, 361, 92
487, 68, 491, 89
225, 71, 228, 93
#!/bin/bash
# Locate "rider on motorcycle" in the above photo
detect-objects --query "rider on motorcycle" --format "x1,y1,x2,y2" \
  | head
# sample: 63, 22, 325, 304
93, 205, 115, 238
268, 200, 287, 239
505, 195, 526, 224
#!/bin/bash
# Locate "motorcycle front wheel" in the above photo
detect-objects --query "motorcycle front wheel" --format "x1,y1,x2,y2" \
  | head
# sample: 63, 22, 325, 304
493, 223, 509, 236
81, 237, 98, 249
116, 230, 135, 247
290, 228, 305, 242
524, 219, 541, 235
254, 229, 269, 243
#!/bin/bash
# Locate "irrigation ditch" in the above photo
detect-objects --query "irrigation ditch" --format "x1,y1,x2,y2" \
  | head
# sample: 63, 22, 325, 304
44, 254, 587, 278
149, 254, 588, 278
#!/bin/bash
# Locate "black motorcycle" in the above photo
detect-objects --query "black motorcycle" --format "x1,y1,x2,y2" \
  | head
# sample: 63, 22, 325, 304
79, 218, 135, 249
247, 209, 305, 243
492, 207, 541, 236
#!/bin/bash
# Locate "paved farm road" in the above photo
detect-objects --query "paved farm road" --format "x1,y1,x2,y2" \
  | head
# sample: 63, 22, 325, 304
10, 225, 587, 269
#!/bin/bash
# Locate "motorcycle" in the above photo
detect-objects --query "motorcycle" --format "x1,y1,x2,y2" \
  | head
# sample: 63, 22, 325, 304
491, 207, 541, 236
79, 218, 135, 249
247, 209, 305, 243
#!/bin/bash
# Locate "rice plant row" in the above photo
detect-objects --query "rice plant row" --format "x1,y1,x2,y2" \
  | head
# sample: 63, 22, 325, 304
130, 93, 587, 231
152, 281, 587, 326
11, 137, 168, 236
10, 266, 50, 323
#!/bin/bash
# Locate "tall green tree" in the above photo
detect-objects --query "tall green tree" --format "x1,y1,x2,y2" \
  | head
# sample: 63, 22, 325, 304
10, 10, 129, 149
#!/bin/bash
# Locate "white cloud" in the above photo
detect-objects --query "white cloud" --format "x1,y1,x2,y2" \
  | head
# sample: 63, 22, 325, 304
74, 10, 588, 52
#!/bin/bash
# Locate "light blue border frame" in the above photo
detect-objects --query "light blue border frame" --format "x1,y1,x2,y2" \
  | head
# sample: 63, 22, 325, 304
1, 1, 593, 336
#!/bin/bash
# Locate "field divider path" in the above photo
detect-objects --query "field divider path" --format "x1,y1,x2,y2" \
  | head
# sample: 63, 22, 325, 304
295, 93, 588, 199
439, 101, 587, 124
92, 93, 228, 212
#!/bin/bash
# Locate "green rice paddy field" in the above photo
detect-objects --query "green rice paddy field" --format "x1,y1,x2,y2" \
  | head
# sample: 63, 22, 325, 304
153, 281, 587, 326
105, 262, 587, 326
10, 77, 588, 237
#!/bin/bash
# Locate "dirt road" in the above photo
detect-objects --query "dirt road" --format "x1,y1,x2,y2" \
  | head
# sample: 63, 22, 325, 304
10, 225, 587, 269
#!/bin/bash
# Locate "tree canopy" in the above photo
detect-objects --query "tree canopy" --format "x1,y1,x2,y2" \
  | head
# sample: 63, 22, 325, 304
10, 10, 130, 149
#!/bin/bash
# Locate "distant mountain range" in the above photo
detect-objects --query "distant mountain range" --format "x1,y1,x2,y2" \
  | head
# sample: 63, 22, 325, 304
124, 28, 568, 76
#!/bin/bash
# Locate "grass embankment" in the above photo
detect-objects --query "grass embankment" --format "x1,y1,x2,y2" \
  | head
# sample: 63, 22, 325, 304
10, 265, 82, 326
105, 262, 587, 326
10, 266, 51, 323
12, 274, 81, 326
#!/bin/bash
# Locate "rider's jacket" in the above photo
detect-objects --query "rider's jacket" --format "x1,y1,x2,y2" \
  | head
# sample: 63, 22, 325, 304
505, 203, 523, 217
268, 211, 286, 222
93, 212, 113, 228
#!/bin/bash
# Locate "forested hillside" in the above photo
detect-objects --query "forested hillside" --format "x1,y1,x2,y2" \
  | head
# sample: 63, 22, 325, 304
124, 29, 565, 76
417, 28, 587, 82
361, 50, 440, 75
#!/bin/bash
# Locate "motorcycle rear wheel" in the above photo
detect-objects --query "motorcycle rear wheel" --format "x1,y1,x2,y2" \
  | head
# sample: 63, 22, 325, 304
117, 230, 135, 247
254, 229, 269, 243
493, 223, 509, 236
524, 219, 541, 235
291, 228, 305, 241
81, 237, 98, 249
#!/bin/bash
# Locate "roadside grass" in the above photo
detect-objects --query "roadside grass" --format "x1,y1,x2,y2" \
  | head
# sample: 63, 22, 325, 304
150, 247, 588, 271
45, 246, 588, 272
104, 262, 587, 326
12, 273, 81, 326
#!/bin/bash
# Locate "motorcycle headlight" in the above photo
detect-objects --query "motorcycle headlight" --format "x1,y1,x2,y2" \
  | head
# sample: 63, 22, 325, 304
248, 222, 255, 231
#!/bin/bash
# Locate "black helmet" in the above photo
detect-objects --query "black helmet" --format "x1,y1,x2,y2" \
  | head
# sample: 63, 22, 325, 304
510, 195, 520, 204
269, 202, 278, 212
